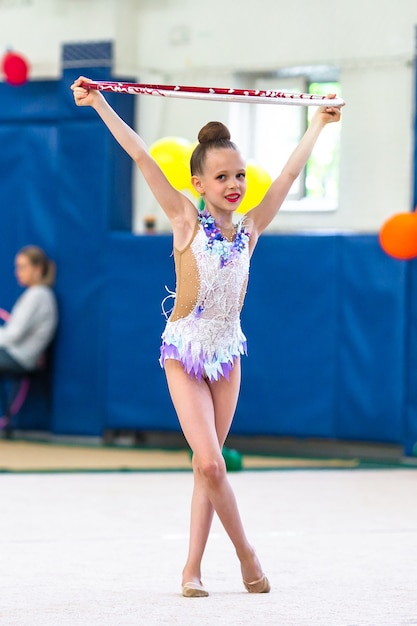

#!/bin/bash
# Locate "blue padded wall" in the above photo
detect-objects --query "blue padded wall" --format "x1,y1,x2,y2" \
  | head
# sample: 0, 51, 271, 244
106, 233, 409, 447
238, 234, 339, 438
336, 236, 406, 443
106, 233, 177, 431
404, 260, 417, 455
0, 47, 135, 435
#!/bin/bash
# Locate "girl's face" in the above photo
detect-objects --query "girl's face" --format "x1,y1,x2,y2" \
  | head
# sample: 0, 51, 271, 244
192, 148, 246, 215
14, 254, 42, 287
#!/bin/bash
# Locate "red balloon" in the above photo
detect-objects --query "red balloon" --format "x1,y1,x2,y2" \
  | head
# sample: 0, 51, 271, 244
379, 210, 417, 260
1, 51, 29, 86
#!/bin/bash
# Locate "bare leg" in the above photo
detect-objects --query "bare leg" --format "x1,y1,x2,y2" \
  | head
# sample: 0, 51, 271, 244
181, 365, 238, 585
164, 359, 265, 589
184, 456, 215, 584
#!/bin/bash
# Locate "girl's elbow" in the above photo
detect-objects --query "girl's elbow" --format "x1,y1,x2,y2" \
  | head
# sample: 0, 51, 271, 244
280, 170, 298, 186
133, 148, 152, 169
132, 148, 144, 164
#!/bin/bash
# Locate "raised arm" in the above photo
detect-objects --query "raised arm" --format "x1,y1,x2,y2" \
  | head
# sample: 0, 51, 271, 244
246, 97, 342, 245
71, 77, 196, 234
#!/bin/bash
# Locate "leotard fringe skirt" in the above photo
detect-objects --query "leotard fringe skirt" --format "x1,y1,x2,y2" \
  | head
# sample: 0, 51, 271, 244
159, 316, 247, 382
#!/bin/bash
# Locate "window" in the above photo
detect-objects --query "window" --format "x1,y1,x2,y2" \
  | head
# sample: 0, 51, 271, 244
305, 81, 341, 205
229, 69, 341, 212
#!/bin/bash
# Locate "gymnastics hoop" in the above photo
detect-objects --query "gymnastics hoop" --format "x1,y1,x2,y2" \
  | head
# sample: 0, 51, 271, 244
81, 81, 345, 107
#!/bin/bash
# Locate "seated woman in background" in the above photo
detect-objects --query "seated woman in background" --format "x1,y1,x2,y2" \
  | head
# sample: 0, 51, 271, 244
0, 246, 58, 375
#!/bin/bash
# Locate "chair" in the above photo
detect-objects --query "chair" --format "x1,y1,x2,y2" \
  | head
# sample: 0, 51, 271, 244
0, 347, 53, 438
0, 308, 54, 438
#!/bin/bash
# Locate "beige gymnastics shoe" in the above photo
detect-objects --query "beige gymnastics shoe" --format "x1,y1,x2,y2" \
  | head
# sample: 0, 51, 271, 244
243, 574, 271, 593
182, 581, 209, 598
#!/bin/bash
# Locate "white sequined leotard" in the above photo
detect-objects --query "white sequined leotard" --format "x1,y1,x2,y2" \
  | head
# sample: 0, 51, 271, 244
159, 209, 250, 381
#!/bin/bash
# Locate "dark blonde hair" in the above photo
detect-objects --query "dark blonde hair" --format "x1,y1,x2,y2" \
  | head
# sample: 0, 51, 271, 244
190, 121, 238, 176
18, 246, 56, 287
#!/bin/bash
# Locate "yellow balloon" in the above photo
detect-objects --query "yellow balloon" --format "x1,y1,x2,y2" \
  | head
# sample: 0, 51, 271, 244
236, 161, 272, 215
185, 141, 200, 198
186, 141, 199, 160
149, 137, 192, 191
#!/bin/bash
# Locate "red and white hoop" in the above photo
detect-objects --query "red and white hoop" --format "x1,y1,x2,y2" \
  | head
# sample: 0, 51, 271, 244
81, 81, 345, 107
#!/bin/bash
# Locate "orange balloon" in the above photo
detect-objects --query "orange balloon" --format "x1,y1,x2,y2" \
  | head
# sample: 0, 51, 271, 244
379, 211, 417, 260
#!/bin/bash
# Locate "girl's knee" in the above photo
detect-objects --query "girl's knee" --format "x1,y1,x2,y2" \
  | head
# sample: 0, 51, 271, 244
197, 455, 226, 484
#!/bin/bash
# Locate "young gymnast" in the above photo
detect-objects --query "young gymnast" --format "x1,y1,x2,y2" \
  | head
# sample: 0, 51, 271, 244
71, 77, 342, 597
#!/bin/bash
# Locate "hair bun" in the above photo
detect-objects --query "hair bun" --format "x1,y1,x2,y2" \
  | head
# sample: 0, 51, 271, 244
198, 121, 231, 144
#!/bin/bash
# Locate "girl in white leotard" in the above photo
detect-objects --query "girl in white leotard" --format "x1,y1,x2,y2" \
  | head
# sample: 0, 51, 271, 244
159, 204, 250, 382
71, 79, 342, 598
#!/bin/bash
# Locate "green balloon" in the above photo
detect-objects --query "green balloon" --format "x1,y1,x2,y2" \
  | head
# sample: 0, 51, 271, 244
222, 446, 243, 472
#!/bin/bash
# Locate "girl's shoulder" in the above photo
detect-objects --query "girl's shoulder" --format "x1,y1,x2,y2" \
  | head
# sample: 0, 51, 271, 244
28, 284, 54, 295
238, 214, 260, 257
25, 285, 56, 306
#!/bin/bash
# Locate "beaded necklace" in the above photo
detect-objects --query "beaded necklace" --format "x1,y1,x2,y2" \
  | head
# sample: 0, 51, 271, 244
198, 208, 250, 268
